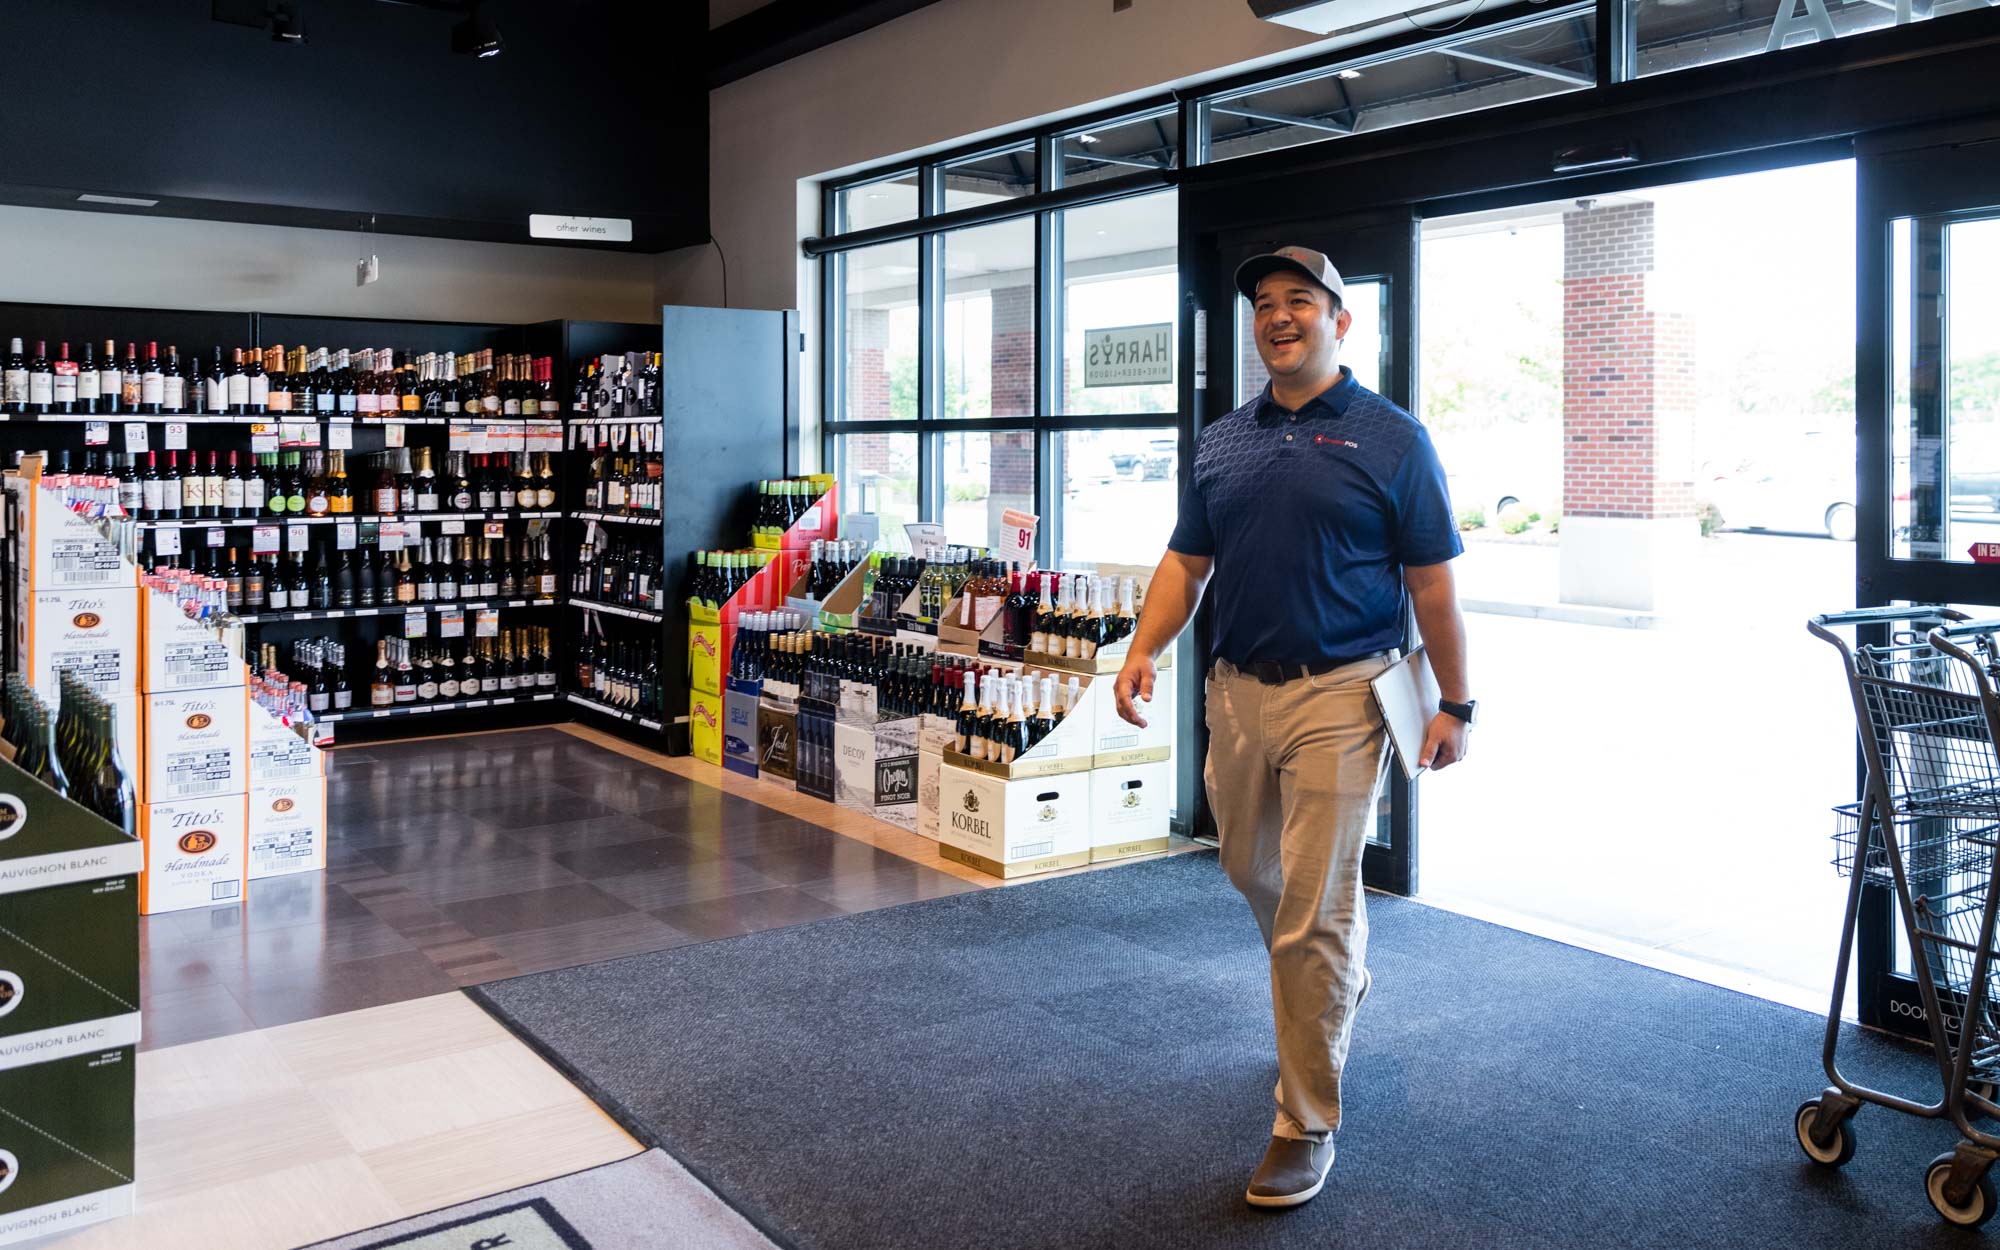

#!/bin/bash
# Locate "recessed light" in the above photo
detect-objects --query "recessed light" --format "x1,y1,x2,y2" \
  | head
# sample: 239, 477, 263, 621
1078, 133, 1101, 146
1337, 69, 1363, 79
77, 194, 160, 207
865, 192, 885, 200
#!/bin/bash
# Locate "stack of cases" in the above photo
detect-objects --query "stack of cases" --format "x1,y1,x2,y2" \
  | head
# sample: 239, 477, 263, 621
0, 751, 142, 1246
136, 579, 250, 913
689, 558, 782, 767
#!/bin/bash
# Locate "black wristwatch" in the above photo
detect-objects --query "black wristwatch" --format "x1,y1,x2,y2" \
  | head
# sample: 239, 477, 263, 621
1439, 699, 1478, 726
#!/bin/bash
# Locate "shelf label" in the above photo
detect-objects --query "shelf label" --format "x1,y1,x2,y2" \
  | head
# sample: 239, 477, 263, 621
527, 519, 549, 538
483, 521, 505, 538
335, 521, 357, 550
475, 609, 499, 638
998, 509, 1039, 568
905, 522, 948, 560
404, 610, 427, 638
287, 522, 309, 553
154, 526, 182, 556
252, 525, 280, 554
449, 423, 471, 451
384, 422, 405, 448
440, 520, 465, 535
207, 528, 225, 548
280, 421, 319, 448
378, 526, 404, 552
251, 433, 278, 454
123, 422, 148, 453
164, 421, 188, 450
83, 421, 109, 446
439, 608, 465, 638
328, 421, 353, 451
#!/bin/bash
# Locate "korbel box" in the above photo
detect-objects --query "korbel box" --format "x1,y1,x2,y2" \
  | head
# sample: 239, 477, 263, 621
142, 687, 249, 803
937, 762, 1090, 879
1089, 760, 1173, 862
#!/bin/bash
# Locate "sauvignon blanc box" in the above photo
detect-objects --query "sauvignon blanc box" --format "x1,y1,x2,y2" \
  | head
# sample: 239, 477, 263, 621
0, 875, 140, 1068
0, 1046, 135, 1246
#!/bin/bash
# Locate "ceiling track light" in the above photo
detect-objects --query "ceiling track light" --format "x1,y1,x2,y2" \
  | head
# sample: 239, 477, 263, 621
211, 0, 306, 44
374, 0, 502, 57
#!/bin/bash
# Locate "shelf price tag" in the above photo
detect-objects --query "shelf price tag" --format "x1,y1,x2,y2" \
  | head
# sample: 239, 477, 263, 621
83, 421, 110, 446
164, 422, 189, 451
154, 527, 182, 556
287, 522, 310, 553
475, 609, 499, 638
404, 610, 428, 638
384, 422, 406, 448
440, 520, 465, 536
449, 423, 471, 451
997, 509, 1039, 568
122, 422, 149, 453
280, 421, 319, 448
327, 421, 353, 451
335, 521, 358, 551
527, 519, 549, 538
251, 431, 279, 453
483, 521, 505, 538
439, 608, 465, 638
379, 525, 404, 552
207, 528, 226, 548
252, 525, 280, 555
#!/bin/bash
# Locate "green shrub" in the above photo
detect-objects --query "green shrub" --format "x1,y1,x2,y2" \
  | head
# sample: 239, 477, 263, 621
1501, 515, 1531, 535
1457, 506, 1486, 531
946, 482, 989, 503
1697, 500, 1725, 538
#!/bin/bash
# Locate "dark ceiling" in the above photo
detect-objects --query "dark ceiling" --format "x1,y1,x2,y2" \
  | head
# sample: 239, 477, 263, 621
707, 0, 950, 87
0, 0, 709, 254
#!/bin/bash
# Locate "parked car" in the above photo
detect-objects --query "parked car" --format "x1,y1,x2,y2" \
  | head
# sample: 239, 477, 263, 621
1699, 431, 1855, 540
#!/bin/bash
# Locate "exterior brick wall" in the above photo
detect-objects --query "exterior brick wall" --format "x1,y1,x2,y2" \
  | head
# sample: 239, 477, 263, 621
989, 283, 1035, 417
1561, 201, 1696, 521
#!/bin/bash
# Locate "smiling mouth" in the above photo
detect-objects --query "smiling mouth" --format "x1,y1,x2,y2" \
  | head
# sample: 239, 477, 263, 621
1268, 335, 1301, 347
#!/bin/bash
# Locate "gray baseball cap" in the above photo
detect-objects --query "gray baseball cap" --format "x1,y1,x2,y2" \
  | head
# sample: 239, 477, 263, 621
1234, 245, 1346, 304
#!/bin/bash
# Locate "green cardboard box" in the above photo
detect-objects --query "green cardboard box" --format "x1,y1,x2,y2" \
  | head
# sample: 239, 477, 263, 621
0, 1046, 135, 1244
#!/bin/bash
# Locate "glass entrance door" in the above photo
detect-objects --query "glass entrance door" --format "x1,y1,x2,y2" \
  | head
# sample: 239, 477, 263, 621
1196, 210, 1420, 894
1856, 128, 2000, 1036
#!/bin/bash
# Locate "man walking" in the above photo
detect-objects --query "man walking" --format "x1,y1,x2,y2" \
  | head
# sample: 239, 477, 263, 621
1113, 245, 1474, 1208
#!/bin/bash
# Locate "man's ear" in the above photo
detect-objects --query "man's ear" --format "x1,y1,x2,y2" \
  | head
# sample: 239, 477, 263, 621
1334, 305, 1354, 342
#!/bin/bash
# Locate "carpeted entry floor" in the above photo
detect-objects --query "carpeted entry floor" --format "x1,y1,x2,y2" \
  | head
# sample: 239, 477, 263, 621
472, 852, 1978, 1250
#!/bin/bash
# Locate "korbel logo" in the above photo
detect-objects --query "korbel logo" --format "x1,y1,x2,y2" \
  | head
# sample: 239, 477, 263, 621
962, 790, 981, 813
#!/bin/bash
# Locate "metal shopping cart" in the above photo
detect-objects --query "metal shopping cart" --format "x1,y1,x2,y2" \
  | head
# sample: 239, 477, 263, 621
1800, 605, 2000, 1226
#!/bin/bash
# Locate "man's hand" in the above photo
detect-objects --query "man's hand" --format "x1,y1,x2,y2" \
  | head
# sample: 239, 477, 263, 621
1113, 654, 1157, 727
1418, 711, 1469, 771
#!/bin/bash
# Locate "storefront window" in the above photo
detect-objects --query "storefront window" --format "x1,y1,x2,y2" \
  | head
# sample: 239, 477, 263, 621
1633, 0, 1992, 79
840, 242, 920, 422
939, 430, 1036, 550
1206, 10, 1595, 165
941, 219, 1035, 420
1058, 430, 1179, 567
1059, 110, 1178, 187
837, 170, 921, 232
944, 144, 1038, 212
1062, 192, 1178, 417
836, 432, 919, 549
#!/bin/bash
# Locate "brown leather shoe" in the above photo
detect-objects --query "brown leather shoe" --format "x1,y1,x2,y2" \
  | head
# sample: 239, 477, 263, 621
1245, 1135, 1336, 1208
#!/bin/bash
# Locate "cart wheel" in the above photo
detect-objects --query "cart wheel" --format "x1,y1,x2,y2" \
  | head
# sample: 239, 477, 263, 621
1795, 1100, 1857, 1168
1926, 1153, 1998, 1228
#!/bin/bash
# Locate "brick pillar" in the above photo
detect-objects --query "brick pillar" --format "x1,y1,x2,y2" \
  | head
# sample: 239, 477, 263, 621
986, 431, 1035, 550
1559, 200, 1699, 613
990, 284, 1034, 417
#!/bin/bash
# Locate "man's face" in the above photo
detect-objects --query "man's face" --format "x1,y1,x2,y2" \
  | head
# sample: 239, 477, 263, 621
1252, 272, 1351, 378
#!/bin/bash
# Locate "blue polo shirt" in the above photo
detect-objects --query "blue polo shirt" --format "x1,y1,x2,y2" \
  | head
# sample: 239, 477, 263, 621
1168, 368, 1461, 668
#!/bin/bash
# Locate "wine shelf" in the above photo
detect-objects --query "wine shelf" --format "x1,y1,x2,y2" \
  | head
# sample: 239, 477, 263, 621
317, 691, 559, 723
570, 509, 662, 527
0, 413, 564, 426
238, 597, 557, 624
564, 415, 661, 426
566, 692, 664, 731
138, 510, 563, 529
566, 597, 663, 622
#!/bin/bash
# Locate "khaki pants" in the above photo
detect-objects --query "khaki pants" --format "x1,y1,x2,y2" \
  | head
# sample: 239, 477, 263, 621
1204, 653, 1394, 1143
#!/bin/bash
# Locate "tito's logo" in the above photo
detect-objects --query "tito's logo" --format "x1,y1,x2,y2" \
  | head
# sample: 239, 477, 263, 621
71, 612, 102, 629
271, 797, 296, 813
185, 714, 213, 730
177, 830, 218, 855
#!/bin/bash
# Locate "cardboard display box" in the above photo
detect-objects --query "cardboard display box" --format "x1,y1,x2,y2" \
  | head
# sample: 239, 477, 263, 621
1089, 760, 1173, 862
872, 716, 920, 832
139, 586, 247, 694
916, 713, 954, 842
688, 616, 737, 697
30, 493, 132, 593
690, 689, 724, 767
795, 700, 836, 802
937, 762, 1090, 879
0, 1046, 135, 1246
721, 681, 761, 778
834, 718, 878, 814
248, 778, 328, 881
137, 795, 247, 914
29, 587, 139, 703
1091, 675, 1174, 768
141, 687, 249, 804
941, 669, 1098, 780
0, 875, 140, 1068
757, 696, 798, 787
248, 701, 324, 787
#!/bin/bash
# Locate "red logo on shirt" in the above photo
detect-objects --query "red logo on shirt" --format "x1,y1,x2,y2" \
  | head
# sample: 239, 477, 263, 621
1313, 434, 1359, 449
